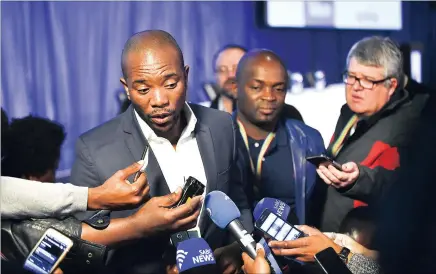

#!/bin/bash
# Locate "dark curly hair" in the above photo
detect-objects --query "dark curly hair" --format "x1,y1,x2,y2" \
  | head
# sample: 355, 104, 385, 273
1, 115, 66, 179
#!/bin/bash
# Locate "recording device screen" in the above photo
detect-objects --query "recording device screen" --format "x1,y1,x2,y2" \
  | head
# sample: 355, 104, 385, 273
172, 176, 205, 208
23, 232, 70, 274
255, 209, 303, 241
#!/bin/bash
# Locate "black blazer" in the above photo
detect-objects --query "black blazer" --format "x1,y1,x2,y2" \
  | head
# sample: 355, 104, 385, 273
70, 104, 253, 273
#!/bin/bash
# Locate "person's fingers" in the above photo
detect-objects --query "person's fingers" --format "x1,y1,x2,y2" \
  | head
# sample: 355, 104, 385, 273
160, 187, 183, 207
131, 172, 148, 193
118, 161, 143, 180
342, 162, 357, 172
170, 195, 203, 219
327, 165, 348, 181
173, 207, 201, 230
271, 246, 306, 257
166, 264, 179, 274
177, 219, 198, 231
295, 225, 321, 236
222, 264, 237, 274
319, 166, 341, 184
53, 268, 64, 274
317, 169, 333, 185
256, 245, 266, 258
141, 184, 151, 198
269, 237, 308, 250
241, 252, 252, 265
323, 232, 336, 240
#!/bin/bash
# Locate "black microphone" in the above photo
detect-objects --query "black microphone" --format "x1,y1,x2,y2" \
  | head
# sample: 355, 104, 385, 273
204, 191, 257, 259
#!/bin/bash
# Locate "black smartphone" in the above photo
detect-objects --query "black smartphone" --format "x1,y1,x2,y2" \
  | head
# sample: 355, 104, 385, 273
306, 154, 343, 171
314, 247, 352, 274
171, 176, 205, 208
254, 209, 304, 241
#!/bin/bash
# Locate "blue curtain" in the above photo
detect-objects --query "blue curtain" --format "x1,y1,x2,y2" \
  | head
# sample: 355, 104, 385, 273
1, 1, 250, 174
2, 1, 435, 175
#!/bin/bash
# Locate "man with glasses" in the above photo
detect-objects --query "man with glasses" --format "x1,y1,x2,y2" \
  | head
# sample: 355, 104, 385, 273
206, 45, 247, 113
311, 36, 429, 232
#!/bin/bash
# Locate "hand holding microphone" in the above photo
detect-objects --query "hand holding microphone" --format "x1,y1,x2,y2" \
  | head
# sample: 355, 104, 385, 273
242, 244, 271, 274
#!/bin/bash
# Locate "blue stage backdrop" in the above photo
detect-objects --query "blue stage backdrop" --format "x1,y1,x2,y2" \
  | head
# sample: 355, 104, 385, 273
1, 1, 435, 175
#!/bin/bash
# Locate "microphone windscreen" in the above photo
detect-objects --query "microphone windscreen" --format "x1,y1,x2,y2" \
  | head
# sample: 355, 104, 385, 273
177, 238, 216, 273
253, 198, 290, 221
205, 191, 240, 229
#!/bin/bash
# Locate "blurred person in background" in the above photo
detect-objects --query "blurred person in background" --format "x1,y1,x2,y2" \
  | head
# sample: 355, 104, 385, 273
1, 116, 66, 182
339, 206, 376, 249
234, 49, 325, 225
310, 36, 429, 232
204, 44, 247, 113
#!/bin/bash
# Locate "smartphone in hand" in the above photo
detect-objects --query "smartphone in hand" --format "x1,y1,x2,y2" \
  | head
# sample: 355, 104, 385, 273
23, 228, 73, 274
306, 154, 343, 171
171, 176, 205, 208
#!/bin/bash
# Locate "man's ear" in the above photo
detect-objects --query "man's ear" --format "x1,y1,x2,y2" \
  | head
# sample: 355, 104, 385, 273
184, 65, 190, 83
388, 78, 398, 97
120, 78, 130, 100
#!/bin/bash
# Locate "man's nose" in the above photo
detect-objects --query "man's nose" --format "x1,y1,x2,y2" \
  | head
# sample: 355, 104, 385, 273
261, 88, 276, 101
150, 88, 169, 107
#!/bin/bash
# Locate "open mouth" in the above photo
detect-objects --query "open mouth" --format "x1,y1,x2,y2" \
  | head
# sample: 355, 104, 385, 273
150, 113, 172, 125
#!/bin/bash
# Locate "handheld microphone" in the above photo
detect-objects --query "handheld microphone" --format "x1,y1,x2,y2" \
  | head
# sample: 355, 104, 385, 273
176, 238, 217, 273
204, 191, 257, 259
253, 198, 291, 221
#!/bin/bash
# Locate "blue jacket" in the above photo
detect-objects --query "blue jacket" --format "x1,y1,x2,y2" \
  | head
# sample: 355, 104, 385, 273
235, 116, 325, 224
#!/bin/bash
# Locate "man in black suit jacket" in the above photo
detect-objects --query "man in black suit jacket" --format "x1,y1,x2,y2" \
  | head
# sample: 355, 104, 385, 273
70, 30, 253, 274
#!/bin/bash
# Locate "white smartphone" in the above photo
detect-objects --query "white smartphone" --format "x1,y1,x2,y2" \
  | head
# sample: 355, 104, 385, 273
23, 228, 74, 274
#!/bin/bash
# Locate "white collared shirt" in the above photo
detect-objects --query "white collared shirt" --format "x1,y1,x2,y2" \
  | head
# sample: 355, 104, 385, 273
134, 103, 207, 233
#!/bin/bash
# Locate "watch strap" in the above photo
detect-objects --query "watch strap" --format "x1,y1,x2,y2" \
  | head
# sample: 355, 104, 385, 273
338, 247, 351, 264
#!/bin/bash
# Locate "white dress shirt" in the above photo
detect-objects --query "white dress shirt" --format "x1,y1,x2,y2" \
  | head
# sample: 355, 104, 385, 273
134, 103, 207, 234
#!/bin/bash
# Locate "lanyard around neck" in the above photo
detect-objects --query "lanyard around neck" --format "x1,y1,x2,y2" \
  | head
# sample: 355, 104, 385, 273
330, 114, 358, 157
237, 119, 276, 179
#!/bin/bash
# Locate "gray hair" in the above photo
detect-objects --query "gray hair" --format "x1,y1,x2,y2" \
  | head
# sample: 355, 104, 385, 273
346, 36, 403, 85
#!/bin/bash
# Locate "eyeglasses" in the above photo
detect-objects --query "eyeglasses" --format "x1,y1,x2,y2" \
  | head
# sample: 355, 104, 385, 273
342, 72, 389, 89
215, 65, 238, 75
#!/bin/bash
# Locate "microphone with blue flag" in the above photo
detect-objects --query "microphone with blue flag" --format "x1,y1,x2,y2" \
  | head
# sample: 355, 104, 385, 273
254, 197, 306, 271
204, 191, 257, 259
176, 238, 217, 273
253, 198, 291, 221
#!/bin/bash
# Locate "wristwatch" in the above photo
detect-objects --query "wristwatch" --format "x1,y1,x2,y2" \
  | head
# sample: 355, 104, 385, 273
337, 247, 351, 264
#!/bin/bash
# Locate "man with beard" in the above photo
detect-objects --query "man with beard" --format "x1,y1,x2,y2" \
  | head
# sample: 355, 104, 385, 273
206, 45, 247, 113
234, 49, 325, 225
70, 30, 252, 274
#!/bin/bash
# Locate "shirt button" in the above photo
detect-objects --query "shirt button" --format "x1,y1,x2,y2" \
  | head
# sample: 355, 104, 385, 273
254, 142, 260, 148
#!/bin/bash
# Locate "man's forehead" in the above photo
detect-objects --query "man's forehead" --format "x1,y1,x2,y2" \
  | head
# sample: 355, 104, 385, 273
348, 57, 385, 79
125, 49, 181, 72
244, 59, 285, 77
217, 48, 245, 65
